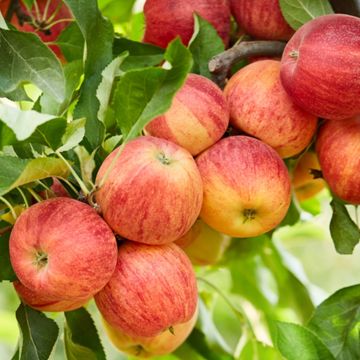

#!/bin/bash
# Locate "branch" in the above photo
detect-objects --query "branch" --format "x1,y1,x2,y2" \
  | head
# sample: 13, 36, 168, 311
6, 0, 31, 24
209, 40, 286, 88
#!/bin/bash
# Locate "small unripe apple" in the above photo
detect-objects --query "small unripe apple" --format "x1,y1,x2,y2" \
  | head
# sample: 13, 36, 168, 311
95, 242, 198, 338
13, 281, 90, 312
281, 14, 360, 120
230, 0, 294, 40
143, 0, 231, 48
175, 219, 231, 266
316, 116, 360, 204
10, 198, 117, 300
224, 60, 318, 158
102, 310, 197, 358
196, 136, 291, 237
95, 136, 203, 245
145, 74, 230, 156
293, 151, 325, 202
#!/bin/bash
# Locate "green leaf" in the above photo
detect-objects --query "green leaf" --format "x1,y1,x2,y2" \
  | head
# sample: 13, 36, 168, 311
279, 0, 334, 30
99, 0, 136, 23
56, 22, 85, 62
58, 118, 86, 152
16, 303, 59, 360
238, 340, 284, 360
0, 230, 17, 282
64, 307, 106, 360
189, 14, 225, 79
279, 198, 301, 227
113, 38, 193, 140
0, 157, 70, 196
0, 101, 65, 142
113, 37, 164, 71
271, 321, 335, 360
96, 54, 127, 129
0, 29, 66, 103
308, 285, 360, 360
64, 0, 114, 148
329, 198, 360, 254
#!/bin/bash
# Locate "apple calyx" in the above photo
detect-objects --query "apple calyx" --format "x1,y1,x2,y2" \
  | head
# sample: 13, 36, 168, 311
289, 50, 299, 59
168, 326, 175, 335
156, 151, 172, 165
243, 208, 257, 223
34, 250, 48, 269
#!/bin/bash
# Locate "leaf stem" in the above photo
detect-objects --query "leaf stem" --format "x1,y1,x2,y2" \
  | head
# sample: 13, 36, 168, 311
57, 177, 78, 195
27, 188, 43, 203
0, 196, 18, 220
17, 187, 29, 208
55, 151, 90, 196
42, 18, 73, 30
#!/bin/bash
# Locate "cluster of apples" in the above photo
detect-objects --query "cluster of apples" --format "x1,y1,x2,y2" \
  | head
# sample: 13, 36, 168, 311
6, 0, 360, 359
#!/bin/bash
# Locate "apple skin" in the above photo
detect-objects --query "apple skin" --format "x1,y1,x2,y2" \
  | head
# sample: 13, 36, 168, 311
316, 116, 360, 204
145, 74, 229, 156
280, 14, 360, 120
143, 0, 231, 48
95, 136, 203, 245
13, 281, 90, 312
230, 0, 294, 40
9, 197, 117, 300
95, 242, 198, 338
175, 219, 231, 266
196, 136, 291, 237
102, 309, 197, 358
224, 60, 318, 158
293, 151, 325, 202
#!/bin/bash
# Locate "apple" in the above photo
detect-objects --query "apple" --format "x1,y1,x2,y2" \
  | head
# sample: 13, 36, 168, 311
175, 219, 231, 266
224, 60, 318, 158
102, 309, 197, 358
9, 197, 117, 300
196, 136, 291, 237
143, 0, 231, 48
95, 241, 198, 338
280, 14, 360, 120
145, 73, 230, 156
293, 151, 325, 202
95, 136, 203, 245
230, 0, 294, 40
316, 116, 360, 204
5, 0, 72, 59
13, 281, 90, 312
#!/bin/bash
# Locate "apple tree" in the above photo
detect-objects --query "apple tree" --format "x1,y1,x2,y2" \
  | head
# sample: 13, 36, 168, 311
0, 0, 359, 359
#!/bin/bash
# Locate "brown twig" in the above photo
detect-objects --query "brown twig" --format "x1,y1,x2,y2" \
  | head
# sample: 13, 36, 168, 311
209, 40, 287, 88
5, 0, 31, 24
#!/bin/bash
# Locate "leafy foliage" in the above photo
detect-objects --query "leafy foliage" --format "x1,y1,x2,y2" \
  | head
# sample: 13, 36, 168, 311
279, 0, 334, 29
15, 304, 59, 360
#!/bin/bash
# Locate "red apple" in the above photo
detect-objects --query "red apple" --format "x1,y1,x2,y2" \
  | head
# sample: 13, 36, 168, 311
95, 136, 203, 245
316, 116, 360, 204
9, 197, 117, 300
230, 0, 294, 40
13, 281, 90, 312
293, 151, 325, 202
102, 309, 197, 358
4, 0, 72, 59
145, 74, 230, 156
175, 219, 231, 266
280, 14, 360, 120
196, 136, 291, 237
143, 0, 231, 48
95, 242, 198, 338
224, 60, 318, 158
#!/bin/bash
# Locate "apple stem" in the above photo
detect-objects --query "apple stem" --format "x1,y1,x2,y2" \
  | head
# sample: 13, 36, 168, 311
56, 150, 90, 197
57, 176, 79, 195
16, 187, 29, 208
355, 206, 359, 228
209, 40, 286, 88
0, 196, 17, 220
